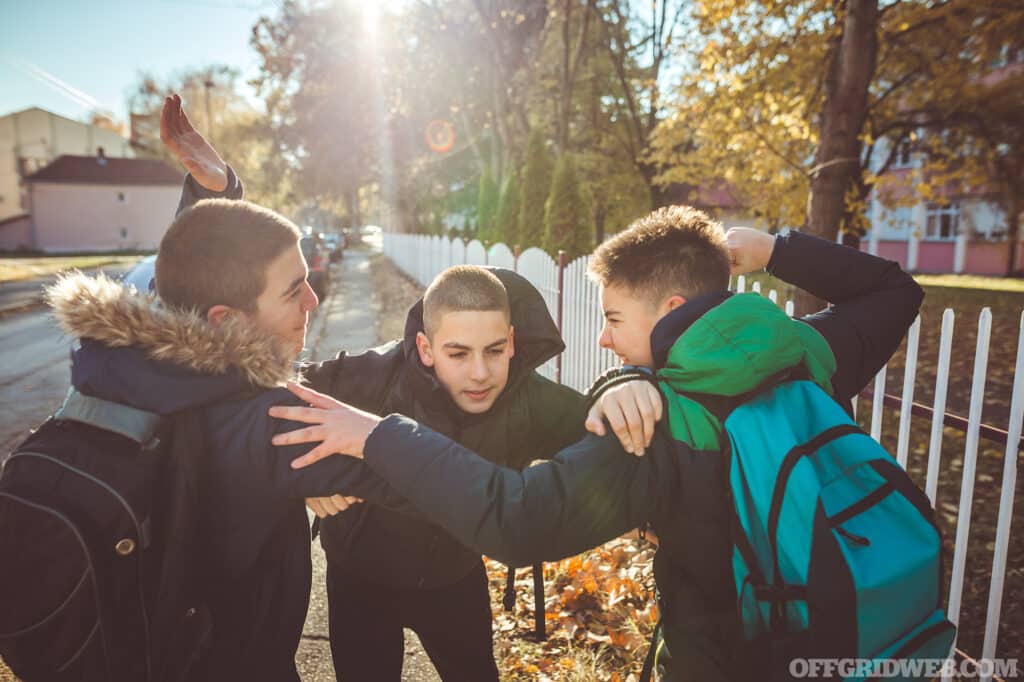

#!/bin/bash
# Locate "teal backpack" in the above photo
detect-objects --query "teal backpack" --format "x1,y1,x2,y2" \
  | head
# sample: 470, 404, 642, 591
721, 374, 956, 680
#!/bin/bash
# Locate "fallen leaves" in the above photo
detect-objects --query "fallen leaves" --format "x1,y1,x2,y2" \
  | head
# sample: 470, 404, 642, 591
488, 536, 658, 681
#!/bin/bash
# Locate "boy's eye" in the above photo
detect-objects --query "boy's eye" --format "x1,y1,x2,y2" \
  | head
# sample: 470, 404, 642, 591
488, 348, 504, 356
449, 352, 467, 359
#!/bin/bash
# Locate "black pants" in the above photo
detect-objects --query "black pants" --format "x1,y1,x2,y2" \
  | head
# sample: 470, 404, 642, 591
326, 559, 499, 682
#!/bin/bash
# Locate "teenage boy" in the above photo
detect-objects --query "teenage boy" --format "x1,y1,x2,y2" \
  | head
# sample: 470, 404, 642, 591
306, 264, 587, 681
160, 94, 651, 681
46, 199, 411, 681
273, 206, 924, 681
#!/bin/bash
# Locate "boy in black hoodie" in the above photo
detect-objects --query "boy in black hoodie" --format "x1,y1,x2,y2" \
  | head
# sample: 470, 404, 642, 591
161, 94, 650, 681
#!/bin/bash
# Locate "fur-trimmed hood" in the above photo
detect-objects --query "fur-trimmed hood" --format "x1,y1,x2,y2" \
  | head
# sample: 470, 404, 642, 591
47, 272, 297, 415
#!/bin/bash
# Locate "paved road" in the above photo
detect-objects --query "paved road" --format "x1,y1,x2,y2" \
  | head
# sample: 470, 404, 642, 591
0, 249, 442, 681
0, 306, 71, 456
0, 264, 135, 313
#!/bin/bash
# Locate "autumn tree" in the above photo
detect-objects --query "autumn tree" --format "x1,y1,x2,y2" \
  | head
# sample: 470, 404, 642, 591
126, 65, 292, 210
251, 0, 379, 226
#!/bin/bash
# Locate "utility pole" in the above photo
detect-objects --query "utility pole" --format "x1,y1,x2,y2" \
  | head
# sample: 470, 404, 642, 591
203, 78, 215, 147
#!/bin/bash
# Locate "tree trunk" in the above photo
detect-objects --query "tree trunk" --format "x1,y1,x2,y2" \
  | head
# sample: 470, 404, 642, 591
594, 204, 606, 245
800, 0, 879, 314
639, 160, 669, 209
1006, 196, 1021, 277
345, 187, 363, 231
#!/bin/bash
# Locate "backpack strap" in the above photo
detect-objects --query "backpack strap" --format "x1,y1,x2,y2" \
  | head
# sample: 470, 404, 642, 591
502, 566, 516, 611
53, 388, 162, 446
500, 564, 547, 640
532, 563, 545, 640
639, 620, 663, 682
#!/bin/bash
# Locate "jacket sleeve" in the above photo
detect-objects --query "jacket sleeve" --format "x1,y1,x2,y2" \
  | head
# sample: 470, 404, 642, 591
766, 231, 924, 403
175, 166, 244, 217
518, 373, 588, 467
257, 415, 418, 514
300, 340, 404, 412
361, 414, 677, 566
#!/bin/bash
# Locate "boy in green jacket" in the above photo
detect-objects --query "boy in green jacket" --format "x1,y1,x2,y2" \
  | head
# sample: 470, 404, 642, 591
273, 206, 923, 680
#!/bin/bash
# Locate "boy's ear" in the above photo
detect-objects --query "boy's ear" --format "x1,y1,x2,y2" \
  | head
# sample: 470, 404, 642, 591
663, 295, 687, 314
206, 304, 235, 326
416, 331, 435, 367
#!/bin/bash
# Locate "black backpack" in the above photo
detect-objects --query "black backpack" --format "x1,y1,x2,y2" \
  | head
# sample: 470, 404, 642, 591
0, 388, 210, 682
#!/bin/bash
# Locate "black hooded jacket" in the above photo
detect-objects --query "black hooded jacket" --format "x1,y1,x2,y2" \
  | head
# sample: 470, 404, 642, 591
47, 273, 412, 681
304, 268, 587, 588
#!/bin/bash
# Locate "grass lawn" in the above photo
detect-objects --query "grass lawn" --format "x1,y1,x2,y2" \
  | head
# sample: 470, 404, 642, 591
0, 255, 145, 283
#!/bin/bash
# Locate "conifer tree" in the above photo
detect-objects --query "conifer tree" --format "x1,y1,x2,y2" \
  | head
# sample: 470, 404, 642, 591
495, 173, 521, 247
476, 170, 500, 242
543, 155, 590, 259
518, 130, 553, 249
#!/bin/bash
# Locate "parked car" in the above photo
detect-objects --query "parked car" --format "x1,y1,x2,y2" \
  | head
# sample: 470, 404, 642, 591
322, 232, 346, 262
122, 254, 157, 294
300, 235, 329, 300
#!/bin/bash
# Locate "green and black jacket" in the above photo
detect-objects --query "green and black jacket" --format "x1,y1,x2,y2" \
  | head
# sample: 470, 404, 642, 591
350, 231, 924, 680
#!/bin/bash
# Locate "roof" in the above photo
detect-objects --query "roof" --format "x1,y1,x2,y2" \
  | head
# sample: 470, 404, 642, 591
662, 181, 745, 210
0, 212, 29, 227
25, 155, 182, 187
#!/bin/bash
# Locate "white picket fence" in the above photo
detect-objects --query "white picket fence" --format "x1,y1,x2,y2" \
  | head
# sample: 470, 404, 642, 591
382, 232, 1022, 676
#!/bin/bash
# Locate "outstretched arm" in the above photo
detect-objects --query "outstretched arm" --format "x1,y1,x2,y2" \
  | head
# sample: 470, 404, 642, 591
160, 94, 242, 215
272, 384, 677, 566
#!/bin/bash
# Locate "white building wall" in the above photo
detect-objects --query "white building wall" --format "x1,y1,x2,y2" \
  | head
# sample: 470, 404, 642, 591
0, 108, 134, 222
961, 200, 1006, 240
30, 182, 178, 252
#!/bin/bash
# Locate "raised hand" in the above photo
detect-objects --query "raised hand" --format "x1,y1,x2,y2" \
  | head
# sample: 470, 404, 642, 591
269, 382, 383, 467
160, 93, 228, 192
724, 227, 776, 276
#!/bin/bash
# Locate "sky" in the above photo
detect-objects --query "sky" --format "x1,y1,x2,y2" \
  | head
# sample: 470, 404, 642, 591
0, 0, 275, 124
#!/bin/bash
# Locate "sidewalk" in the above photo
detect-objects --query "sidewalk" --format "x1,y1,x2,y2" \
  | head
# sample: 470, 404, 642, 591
297, 246, 441, 682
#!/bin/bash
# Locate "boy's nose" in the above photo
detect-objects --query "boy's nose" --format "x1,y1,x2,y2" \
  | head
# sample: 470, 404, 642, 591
469, 355, 490, 381
303, 282, 319, 311
598, 325, 613, 350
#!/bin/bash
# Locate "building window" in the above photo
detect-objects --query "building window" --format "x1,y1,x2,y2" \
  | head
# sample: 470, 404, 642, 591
893, 139, 913, 169
119, 227, 128, 239
925, 202, 960, 240
117, 191, 126, 203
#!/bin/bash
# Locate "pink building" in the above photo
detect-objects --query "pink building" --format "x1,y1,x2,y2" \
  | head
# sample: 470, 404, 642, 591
863, 55, 1023, 276
2, 152, 182, 252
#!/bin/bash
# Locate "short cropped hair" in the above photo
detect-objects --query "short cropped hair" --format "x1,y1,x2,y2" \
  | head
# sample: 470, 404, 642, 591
588, 205, 730, 305
156, 199, 302, 314
422, 265, 510, 338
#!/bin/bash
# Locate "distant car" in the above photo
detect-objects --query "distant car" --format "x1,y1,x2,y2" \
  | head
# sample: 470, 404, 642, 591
322, 233, 346, 262
122, 255, 157, 294
300, 236, 329, 300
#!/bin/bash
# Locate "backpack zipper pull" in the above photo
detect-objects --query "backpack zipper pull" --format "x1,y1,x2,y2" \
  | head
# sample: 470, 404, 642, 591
836, 526, 870, 547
